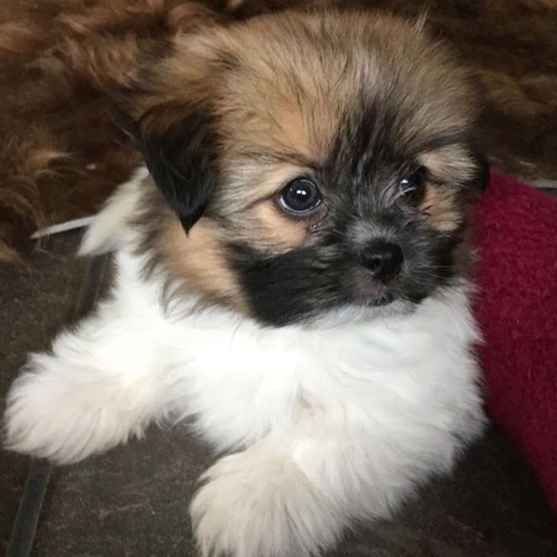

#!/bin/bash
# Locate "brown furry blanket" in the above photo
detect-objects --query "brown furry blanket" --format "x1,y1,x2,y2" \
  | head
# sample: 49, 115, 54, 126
0, 0, 556, 264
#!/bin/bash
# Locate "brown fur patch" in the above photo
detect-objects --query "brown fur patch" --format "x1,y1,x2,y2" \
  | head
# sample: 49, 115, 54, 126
135, 180, 247, 310
159, 216, 246, 308
419, 186, 462, 233
418, 146, 484, 233
420, 147, 479, 184
240, 202, 310, 252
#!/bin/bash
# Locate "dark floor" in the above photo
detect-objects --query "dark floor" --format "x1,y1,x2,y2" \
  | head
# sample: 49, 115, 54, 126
1, 233, 556, 557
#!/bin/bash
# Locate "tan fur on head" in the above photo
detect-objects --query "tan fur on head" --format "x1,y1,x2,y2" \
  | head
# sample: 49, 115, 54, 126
129, 9, 488, 315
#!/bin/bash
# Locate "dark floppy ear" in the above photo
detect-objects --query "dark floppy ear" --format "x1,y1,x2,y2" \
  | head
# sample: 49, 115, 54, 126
138, 104, 219, 232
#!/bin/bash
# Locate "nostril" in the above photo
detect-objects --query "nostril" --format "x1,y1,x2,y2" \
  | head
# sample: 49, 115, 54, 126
365, 254, 386, 273
360, 242, 403, 281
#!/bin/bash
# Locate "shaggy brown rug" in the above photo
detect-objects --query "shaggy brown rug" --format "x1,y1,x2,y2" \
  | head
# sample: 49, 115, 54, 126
0, 0, 556, 264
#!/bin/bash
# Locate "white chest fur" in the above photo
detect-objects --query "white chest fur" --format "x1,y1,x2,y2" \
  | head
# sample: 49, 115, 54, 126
114, 247, 484, 461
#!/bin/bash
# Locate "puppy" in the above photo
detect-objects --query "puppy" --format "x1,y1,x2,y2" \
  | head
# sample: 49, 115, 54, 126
4, 8, 488, 557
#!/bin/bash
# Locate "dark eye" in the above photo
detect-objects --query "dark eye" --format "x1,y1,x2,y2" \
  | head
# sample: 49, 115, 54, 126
399, 169, 424, 198
279, 178, 322, 215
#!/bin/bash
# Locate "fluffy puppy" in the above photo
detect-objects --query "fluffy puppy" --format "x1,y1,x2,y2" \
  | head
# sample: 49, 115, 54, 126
4, 9, 488, 557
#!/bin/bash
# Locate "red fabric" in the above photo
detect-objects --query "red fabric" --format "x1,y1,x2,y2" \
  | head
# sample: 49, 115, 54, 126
473, 172, 557, 513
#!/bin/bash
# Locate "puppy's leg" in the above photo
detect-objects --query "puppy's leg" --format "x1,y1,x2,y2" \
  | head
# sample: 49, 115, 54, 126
191, 444, 339, 557
191, 412, 406, 557
4, 302, 167, 464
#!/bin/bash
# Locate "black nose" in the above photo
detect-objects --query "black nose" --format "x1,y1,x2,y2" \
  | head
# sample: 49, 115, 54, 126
359, 242, 403, 282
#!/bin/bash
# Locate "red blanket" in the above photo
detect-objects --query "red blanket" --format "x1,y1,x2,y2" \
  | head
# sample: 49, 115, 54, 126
474, 172, 557, 514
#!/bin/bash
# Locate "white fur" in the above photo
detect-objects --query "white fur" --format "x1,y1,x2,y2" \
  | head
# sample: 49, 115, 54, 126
78, 167, 149, 256
4, 174, 485, 557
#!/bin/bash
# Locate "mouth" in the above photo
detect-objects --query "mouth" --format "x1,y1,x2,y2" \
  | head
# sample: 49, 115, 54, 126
366, 292, 395, 307
351, 290, 396, 309
348, 270, 397, 306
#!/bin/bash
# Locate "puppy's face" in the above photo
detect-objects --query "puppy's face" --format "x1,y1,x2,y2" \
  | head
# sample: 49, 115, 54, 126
133, 10, 488, 326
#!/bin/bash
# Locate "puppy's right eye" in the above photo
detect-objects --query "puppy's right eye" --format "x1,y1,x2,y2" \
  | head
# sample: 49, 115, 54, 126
279, 178, 322, 216
399, 169, 424, 199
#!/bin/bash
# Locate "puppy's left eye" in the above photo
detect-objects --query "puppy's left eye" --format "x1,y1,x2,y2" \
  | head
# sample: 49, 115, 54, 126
279, 178, 322, 215
399, 169, 424, 198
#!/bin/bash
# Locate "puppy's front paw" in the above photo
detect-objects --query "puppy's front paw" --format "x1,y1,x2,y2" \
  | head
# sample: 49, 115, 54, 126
4, 352, 141, 464
191, 450, 341, 557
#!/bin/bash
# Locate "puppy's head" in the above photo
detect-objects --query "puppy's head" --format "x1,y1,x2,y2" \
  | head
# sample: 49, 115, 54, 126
132, 10, 489, 326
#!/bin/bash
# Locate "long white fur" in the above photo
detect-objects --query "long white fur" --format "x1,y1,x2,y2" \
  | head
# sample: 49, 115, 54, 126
4, 170, 485, 557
